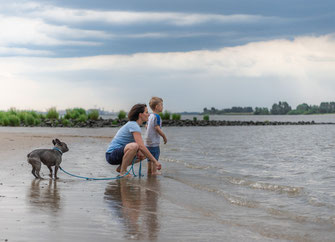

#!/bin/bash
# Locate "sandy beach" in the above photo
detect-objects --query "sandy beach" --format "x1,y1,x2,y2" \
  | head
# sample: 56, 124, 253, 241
0, 127, 166, 241
1, 127, 227, 242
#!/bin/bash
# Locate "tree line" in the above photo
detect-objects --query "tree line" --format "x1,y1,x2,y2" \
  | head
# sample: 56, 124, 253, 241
203, 101, 335, 115
203, 106, 253, 114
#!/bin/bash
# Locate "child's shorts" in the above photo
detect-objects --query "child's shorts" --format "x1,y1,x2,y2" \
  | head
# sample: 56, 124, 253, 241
146, 146, 160, 161
106, 145, 126, 165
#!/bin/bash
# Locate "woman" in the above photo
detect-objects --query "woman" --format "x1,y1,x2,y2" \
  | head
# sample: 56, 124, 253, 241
106, 104, 162, 176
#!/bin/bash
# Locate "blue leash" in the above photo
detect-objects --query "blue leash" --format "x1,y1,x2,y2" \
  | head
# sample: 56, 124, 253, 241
59, 158, 144, 180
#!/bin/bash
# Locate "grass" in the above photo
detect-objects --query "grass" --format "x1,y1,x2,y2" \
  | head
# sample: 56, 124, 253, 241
0, 110, 43, 127
0, 107, 100, 127
88, 109, 99, 120
63, 108, 100, 125
172, 113, 181, 121
46, 107, 59, 119
159, 111, 171, 120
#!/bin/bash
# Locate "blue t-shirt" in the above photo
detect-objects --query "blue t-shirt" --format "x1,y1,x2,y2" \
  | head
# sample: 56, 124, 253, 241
106, 121, 141, 153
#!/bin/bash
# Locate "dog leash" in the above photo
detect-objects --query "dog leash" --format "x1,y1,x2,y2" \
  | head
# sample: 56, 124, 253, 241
59, 158, 144, 180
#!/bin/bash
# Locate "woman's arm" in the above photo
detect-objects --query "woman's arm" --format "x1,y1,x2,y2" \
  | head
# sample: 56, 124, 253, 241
133, 132, 161, 170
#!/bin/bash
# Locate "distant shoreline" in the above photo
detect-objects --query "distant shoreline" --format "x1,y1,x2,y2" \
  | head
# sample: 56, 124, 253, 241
14, 118, 335, 128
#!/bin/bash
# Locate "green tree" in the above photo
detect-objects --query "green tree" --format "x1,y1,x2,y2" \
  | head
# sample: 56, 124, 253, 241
271, 101, 292, 115
296, 103, 310, 113
254, 107, 269, 115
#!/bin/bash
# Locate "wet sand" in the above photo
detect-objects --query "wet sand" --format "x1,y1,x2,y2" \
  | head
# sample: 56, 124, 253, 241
0, 127, 163, 241
1, 127, 236, 242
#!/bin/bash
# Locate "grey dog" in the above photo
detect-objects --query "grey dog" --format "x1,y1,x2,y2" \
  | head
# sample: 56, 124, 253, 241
27, 138, 69, 179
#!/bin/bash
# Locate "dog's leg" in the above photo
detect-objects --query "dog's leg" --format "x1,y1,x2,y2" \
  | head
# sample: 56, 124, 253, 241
31, 166, 38, 178
47, 166, 53, 179
54, 165, 59, 179
34, 159, 42, 179
28, 158, 41, 179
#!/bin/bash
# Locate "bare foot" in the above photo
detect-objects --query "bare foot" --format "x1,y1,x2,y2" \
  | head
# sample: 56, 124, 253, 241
119, 173, 132, 178
116, 165, 121, 173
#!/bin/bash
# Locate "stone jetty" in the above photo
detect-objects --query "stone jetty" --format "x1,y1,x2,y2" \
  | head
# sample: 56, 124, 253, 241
34, 118, 335, 128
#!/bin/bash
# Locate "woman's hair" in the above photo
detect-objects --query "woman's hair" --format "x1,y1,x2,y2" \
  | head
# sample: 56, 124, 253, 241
128, 104, 147, 121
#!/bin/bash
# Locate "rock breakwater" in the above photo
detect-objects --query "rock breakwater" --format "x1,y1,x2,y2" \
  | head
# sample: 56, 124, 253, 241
29, 118, 335, 128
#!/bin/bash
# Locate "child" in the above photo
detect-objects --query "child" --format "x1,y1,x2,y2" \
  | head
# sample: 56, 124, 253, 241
145, 97, 167, 175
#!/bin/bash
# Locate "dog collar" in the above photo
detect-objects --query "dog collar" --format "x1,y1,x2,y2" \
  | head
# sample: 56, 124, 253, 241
53, 147, 63, 155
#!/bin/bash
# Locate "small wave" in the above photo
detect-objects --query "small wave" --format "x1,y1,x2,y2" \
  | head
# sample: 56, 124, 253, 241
223, 194, 259, 208
165, 174, 335, 229
162, 158, 211, 170
308, 196, 326, 207
227, 177, 303, 195
165, 175, 261, 209
308, 196, 335, 210
193, 184, 259, 208
267, 207, 335, 227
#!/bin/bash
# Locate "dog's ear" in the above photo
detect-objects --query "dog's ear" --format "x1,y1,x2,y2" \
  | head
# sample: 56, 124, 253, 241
55, 138, 61, 144
52, 139, 56, 145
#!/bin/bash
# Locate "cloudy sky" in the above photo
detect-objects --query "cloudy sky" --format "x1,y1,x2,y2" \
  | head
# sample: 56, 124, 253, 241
0, 0, 334, 112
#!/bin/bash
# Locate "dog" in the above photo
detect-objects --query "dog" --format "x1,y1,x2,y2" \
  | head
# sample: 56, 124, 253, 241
27, 138, 69, 179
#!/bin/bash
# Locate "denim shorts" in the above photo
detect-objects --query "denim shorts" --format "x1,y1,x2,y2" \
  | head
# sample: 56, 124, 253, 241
106, 145, 126, 165
147, 146, 160, 162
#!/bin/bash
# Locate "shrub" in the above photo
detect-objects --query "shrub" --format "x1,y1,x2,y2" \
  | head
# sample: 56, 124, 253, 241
64, 110, 71, 119
30, 111, 39, 119
112, 119, 119, 125
203, 115, 209, 121
78, 114, 88, 123
8, 108, 17, 116
8, 115, 20, 126
61, 118, 71, 127
46, 107, 59, 119
193, 117, 197, 122
18, 112, 27, 123
25, 113, 35, 126
0, 112, 4, 125
172, 113, 181, 121
118, 110, 127, 120
39, 113, 45, 120
88, 109, 99, 120
34, 118, 41, 126
65, 108, 86, 120
75, 108, 86, 115
160, 110, 171, 120
2, 117, 9, 126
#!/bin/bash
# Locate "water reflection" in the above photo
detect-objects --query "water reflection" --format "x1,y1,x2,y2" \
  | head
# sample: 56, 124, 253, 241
143, 176, 160, 241
28, 179, 61, 212
104, 177, 161, 240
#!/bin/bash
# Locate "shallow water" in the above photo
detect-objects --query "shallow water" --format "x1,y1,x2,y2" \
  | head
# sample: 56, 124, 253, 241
160, 125, 335, 241
1, 124, 335, 241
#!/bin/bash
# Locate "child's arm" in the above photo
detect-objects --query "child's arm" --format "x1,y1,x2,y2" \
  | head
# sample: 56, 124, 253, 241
155, 125, 167, 144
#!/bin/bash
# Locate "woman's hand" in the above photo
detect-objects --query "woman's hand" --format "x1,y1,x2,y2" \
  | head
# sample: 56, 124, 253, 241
137, 150, 145, 160
156, 162, 162, 170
